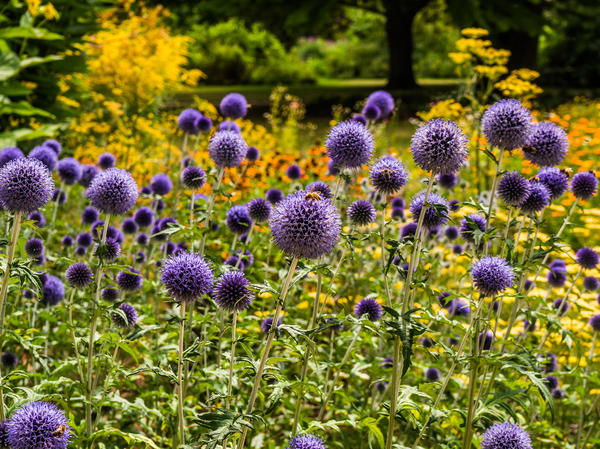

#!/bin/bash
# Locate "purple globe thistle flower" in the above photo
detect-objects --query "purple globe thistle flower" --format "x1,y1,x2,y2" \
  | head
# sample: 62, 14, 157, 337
589, 314, 600, 331
150, 174, 172, 196
421, 337, 434, 348
381, 357, 394, 369
544, 375, 558, 390
122, 218, 138, 234
369, 156, 409, 195
286, 164, 302, 180
401, 222, 418, 240
539, 353, 557, 373
95, 238, 121, 262
81, 206, 99, 225
449, 199, 461, 212
471, 256, 515, 297
437, 291, 452, 306
547, 266, 567, 288
181, 166, 206, 190
79, 164, 99, 188
0, 147, 24, 168
453, 244, 463, 254
1, 352, 17, 369
112, 303, 138, 328
571, 171, 598, 200
136, 233, 149, 246
29, 145, 58, 171
354, 298, 383, 321
161, 252, 213, 302
437, 172, 458, 189
347, 200, 376, 226
425, 367, 440, 382
25, 238, 44, 258
460, 213, 486, 243
523, 122, 568, 166
537, 167, 569, 200
196, 115, 212, 133
261, 316, 281, 334
391, 207, 404, 220
266, 188, 284, 204
366, 90, 394, 117
74, 246, 86, 256
391, 197, 405, 208
65, 263, 93, 288
134, 206, 154, 228
140, 186, 152, 195
41, 275, 64, 306
213, 271, 254, 312
481, 422, 532, 449
209, 130, 247, 168
247, 198, 271, 223
478, 330, 494, 350
226, 205, 253, 235
178, 109, 202, 134
550, 259, 566, 269
62, 235, 74, 247
445, 226, 459, 240
447, 299, 470, 317
220, 93, 247, 119
482, 99, 533, 151
52, 188, 67, 205
552, 298, 570, 316
98, 152, 116, 170
520, 181, 550, 214
218, 121, 241, 133
7, 401, 71, 449
151, 216, 177, 241
411, 119, 469, 173
409, 192, 449, 229
362, 104, 381, 121
286, 434, 327, 449
327, 160, 340, 176
576, 247, 599, 269
307, 181, 332, 200
551, 388, 565, 399
524, 279, 535, 291
583, 276, 599, 291
269, 191, 341, 260
76, 232, 93, 248
87, 168, 138, 215
325, 121, 374, 169
101, 288, 119, 302
135, 250, 147, 264
91, 221, 123, 242
162, 241, 176, 257
245, 146, 260, 162
57, 157, 81, 185
224, 255, 242, 270
116, 267, 142, 291
43, 139, 61, 155
0, 158, 54, 213
351, 114, 367, 126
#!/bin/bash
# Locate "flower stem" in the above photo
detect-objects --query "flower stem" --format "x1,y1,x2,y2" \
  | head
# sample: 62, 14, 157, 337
177, 301, 187, 447
576, 332, 596, 449
199, 167, 225, 256
68, 288, 85, 388
226, 310, 238, 408
484, 148, 504, 237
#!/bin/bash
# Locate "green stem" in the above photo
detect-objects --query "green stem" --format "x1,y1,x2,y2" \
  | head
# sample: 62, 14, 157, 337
576, 333, 596, 448
484, 148, 504, 250
226, 310, 238, 407
177, 301, 187, 446
199, 167, 225, 256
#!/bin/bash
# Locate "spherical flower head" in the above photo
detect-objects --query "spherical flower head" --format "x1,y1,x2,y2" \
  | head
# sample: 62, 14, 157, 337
214, 271, 254, 312
220, 93, 247, 119
150, 173, 172, 196
583, 276, 599, 291
65, 263, 93, 288
1, 352, 17, 369
57, 157, 81, 185
76, 232, 93, 248
425, 367, 440, 382
391, 207, 404, 220
481, 422, 532, 449
551, 388, 564, 399
445, 226, 459, 240
151, 216, 177, 241
482, 99, 533, 150
29, 146, 58, 171
209, 130, 247, 168
269, 191, 341, 260
410, 119, 468, 173
369, 156, 409, 195
266, 188, 284, 204
544, 375, 558, 390
447, 299, 470, 317
79, 164, 99, 188
366, 90, 394, 117
95, 238, 121, 262
0, 158, 54, 213
134, 206, 154, 228
479, 330, 494, 350
520, 181, 550, 214
391, 197, 405, 209
409, 191, 449, 229
471, 256, 514, 297
325, 120, 374, 169
437, 172, 458, 189
161, 252, 213, 302
136, 233, 149, 246
552, 298, 570, 316
576, 247, 599, 270
547, 266, 567, 288
7, 401, 71, 449
178, 108, 202, 134
80, 207, 98, 226
25, 238, 44, 258
523, 121, 568, 166
460, 213, 486, 243
52, 188, 67, 205
0, 147, 24, 168
247, 198, 271, 223
41, 275, 64, 306
287, 434, 326, 449
97, 152, 116, 170
453, 244, 463, 254
589, 314, 600, 332
327, 160, 340, 176
286, 164, 302, 180
196, 115, 212, 133
181, 166, 206, 190
351, 114, 367, 126
122, 218, 138, 234
246, 146, 260, 162
226, 205, 253, 235
354, 298, 383, 321
305, 182, 330, 201
112, 303, 138, 328
421, 337, 433, 348
116, 267, 142, 291
362, 104, 381, 121
101, 288, 119, 302
61, 235, 74, 247
74, 246, 86, 256
571, 171, 598, 200
43, 139, 61, 155
537, 167, 569, 200
539, 353, 557, 373
86, 168, 138, 215
347, 200, 376, 226
219, 121, 241, 133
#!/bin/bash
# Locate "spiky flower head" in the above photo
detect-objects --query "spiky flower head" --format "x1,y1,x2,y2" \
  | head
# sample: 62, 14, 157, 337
369, 156, 409, 195
269, 191, 341, 259
6, 401, 71, 449
523, 121, 568, 166
161, 252, 213, 302
306, 181, 332, 200
325, 121, 374, 169
213, 271, 254, 312
266, 188, 284, 204
112, 303, 138, 328
134, 206, 154, 228
520, 181, 550, 214
447, 299, 470, 317
583, 276, 599, 291
220, 93, 247, 119
286, 164, 302, 180
116, 267, 142, 291
86, 168, 138, 215
57, 157, 81, 185
437, 171, 458, 189
25, 238, 44, 258
425, 367, 440, 382
181, 166, 206, 190
576, 247, 599, 269
219, 121, 241, 133
347, 200, 376, 226
177, 108, 202, 134
247, 198, 271, 223
29, 146, 57, 171
479, 330, 494, 350
362, 104, 381, 121
547, 265, 567, 288
459, 213, 486, 243
354, 298, 383, 321
410, 119, 469, 173
122, 218, 138, 234
65, 263, 93, 288
552, 298, 570, 316
351, 114, 367, 126
471, 256, 514, 297
42, 139, 61, 155
482, 99, 532, 150
97, 152, 116, 170
0, 146, 24, 168
1, 352, 17, 369
571, 171, 598, 200
0, 158, 54, 213
590, 314, 600, 332
481, 422, 532, 449
150, 173, 172, 196
261, 317, 281, 334
537, 167, 569, 200
366, 90, 394, 117
226, 205, 253, 235
409, 191, 449, 229
209, 130, 247, 168
79, 165, 99, 188
41, 276, 64, 306
287, 434, 327, 449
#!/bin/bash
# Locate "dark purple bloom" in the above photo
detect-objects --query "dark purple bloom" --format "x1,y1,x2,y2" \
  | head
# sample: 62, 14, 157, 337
391, 197, 405, 208
571, 171, 598, 200
134, 207, 154, 228
449, 199, 460, 212
122, 218, 138, 234
213, 271, 254, 312
226, 205, 253, 235
0, 147, 24, 168
391, 207, 404, 220
409, 192, 449, 229
354, 298, 383, 321
401, 222, 418, 240
369, 156, 409, 195
447, 299, 470, 317
327, 160, 340, 176
326, 121, 374, 169
286, 434, 327, 449
544, 375, 558, 390
425, 367, 440, 381
445, 226, 459, 240
411, 119, 468, 173
307, 181, 332, 200
161, 252, 213, 302
551, 388, 564, 399
437, 172, 458, 189
362, 104, 381, 121
266, 188, 284, 204
135, 250, 147, 264
437, 291, 452, 306
62, 235, 74, 247
247, 198, 271, 223
65, 263, 93, 288
196, 115, 212, 133
246, 146, 260, 161
547, 266, 567, 288
41, 275, 64, 306
347, 200, 376, 226
112, 303, 138, 328
366, 90, 394, 117
1, 352, 17, 369
57, 157, 81, 185
151, 216, 177, 241
178, 109, 202, 134
539, 353, 557, 373
29, 145, 58, 171
52, 188, 67, 205
116, 267, 142, 291
82, 206, 99, 224
286, 164, 302, 180
520, 181, 550, 214
576, 247, 599, 269
98, 152, 116, 170
181, 166, 206, 190
583, 276, 599, 291
101, 288, 119, 301
74, 246, 86, 256
552, 298, 569, 316
351, 114, 367, 126
478, 330, 494, 350
421, 337, 434, 348
43, 139, 61, 155
523, 122, 568, 166
481, 423, 532, 449
209, 130, 247, 168
220, 93, 247, 119
453, 244, 463, 254
95, 238, 121, 262
219, 121, 241, 133
150, 173, 172, 196
537, 167, 569, 200
590, 314, 600, 331
86, 168, 138, 215
482, 99, 533, 150
6, 401, 71, 449
25, 238, 44, 258
471, 256, 514, 297
76, 232, 93, 248
460, 213, 486, 243
136, 233, 149, 246
261, 317, 281, 334
0, 158, 54, 213
79, 165, 99, 188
